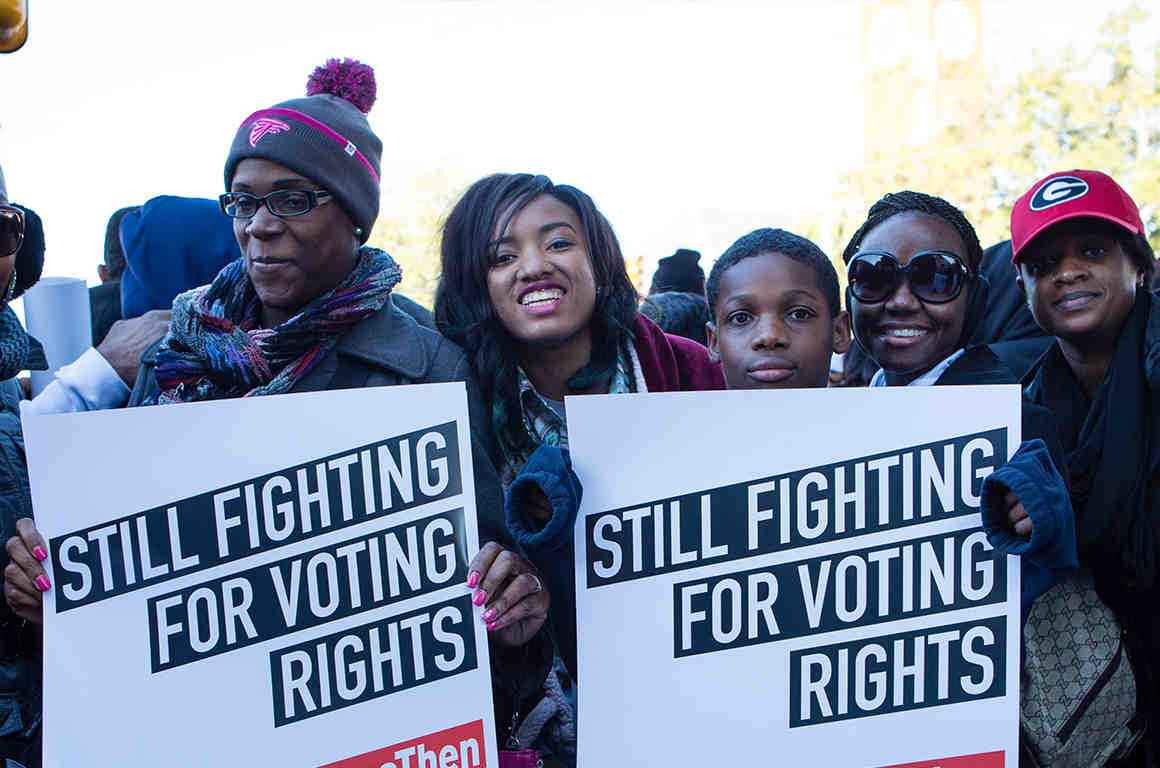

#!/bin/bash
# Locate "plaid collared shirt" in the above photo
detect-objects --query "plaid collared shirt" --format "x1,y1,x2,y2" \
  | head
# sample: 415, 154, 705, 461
493, 343, 644, 482
515, 366, 570, 451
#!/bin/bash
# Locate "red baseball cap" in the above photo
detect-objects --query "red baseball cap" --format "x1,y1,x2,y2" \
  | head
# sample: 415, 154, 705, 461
1010, 169, 1143, 262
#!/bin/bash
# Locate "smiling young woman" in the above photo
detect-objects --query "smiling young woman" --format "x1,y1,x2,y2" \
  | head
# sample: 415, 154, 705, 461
1014, 171, 1159, 762
436, 174, 724, 485
841, 192, 988, 387
434, 174, 724, 700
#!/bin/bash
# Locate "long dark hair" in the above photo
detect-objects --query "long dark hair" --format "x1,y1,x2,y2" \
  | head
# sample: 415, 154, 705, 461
435, 173, 638, 423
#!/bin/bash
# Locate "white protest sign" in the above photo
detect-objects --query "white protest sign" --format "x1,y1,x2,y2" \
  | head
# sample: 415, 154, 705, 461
24, 383, 497, 768
569, 386, 1022, 768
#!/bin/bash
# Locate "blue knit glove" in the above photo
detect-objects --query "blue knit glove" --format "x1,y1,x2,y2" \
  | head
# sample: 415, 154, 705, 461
505, 444, 583, 554
981, 438, 1077, 619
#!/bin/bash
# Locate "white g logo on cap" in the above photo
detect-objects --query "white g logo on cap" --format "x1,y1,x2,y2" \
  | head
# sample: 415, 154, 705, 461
1030, 176, 1090, 211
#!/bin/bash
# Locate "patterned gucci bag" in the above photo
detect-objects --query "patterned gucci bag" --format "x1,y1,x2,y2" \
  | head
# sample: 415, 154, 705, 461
1020, 570, 1142, 767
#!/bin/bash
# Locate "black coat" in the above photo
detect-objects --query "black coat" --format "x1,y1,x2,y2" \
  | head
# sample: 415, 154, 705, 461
933, 345, 1066, 470
1024, 305, 1160, 757
390, 292, 435, 330
0, 379, 42, 766
89, 281, 121, 348
969, 241, 1053, 381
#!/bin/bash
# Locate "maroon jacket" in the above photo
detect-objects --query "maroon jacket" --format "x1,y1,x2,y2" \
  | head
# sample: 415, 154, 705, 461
632, 314, 725, 392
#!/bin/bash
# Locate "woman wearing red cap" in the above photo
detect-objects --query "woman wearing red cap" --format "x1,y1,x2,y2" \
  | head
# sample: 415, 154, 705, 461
1014, 169, 1158, 765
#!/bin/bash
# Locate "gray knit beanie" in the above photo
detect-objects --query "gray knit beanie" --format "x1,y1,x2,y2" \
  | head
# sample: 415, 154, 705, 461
224, 58, 382, 242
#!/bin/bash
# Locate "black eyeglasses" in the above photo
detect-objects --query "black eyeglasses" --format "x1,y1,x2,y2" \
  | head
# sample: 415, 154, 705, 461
219, 189, 333, 219
0, 206, 24, 258
847, 250, 970, 304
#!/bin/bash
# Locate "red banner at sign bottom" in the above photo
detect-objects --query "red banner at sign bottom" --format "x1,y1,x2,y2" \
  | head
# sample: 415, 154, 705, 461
320, 719, 488, 768
877, 751, 1004, 768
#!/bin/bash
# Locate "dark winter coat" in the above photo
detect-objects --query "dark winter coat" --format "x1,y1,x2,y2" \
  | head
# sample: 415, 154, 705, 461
631, 314, 726, 392
1024, 293, 1160, 759
968, 241, 1052, 380
88, 281, 121, 348
0, 366, 46, 766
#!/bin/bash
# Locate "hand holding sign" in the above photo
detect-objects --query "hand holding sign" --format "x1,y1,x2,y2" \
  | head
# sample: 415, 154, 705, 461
4, 516, 48, 623
468, 541, 549, 648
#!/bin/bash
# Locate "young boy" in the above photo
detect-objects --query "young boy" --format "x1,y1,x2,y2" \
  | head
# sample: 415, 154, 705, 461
706, 228, 850, 389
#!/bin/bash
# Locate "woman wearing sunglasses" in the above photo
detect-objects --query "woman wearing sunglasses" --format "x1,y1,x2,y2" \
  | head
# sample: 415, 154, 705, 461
2, 61, 552, 740
843, 190, 1083, 758
0, 169, 50, 768
841, 191, 1002, 387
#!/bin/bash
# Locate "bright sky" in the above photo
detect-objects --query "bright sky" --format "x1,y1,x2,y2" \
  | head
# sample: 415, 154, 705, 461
0, 0, 1152, 297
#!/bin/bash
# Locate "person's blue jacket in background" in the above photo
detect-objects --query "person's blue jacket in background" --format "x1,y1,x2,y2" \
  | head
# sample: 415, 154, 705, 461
119, 196, 239, 319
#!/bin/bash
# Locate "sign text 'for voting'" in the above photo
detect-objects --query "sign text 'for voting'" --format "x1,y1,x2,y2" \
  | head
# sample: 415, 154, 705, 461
53, 422, 474, 723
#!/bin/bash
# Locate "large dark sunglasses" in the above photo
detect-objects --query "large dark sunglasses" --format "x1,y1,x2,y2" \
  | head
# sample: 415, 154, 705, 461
0, 206, 23, 258
847, 249, 970, 304
219, 189, 332, 219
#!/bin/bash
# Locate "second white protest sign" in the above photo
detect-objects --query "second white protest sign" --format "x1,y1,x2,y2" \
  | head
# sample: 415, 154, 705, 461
568, 386, 1022, 768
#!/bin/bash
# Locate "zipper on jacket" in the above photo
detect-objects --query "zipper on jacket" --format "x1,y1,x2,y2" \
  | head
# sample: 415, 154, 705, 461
1057, 640, 1124, 743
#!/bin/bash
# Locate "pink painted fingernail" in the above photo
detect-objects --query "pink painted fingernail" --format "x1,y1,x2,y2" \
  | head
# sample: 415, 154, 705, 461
35, 574, 51, 592
32, 546, 47, 562
481, 608, 497, 623
472, 589, 487, 606
486, 621, 499, 632
466, 571, 480, 589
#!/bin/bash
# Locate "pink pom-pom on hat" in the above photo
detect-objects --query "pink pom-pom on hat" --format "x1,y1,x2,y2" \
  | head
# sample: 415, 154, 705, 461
306, 57, 377, 114
227, 56, 383, 243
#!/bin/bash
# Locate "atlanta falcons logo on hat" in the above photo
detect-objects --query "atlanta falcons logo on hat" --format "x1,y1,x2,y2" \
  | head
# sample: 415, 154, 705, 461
248, 118, 291, 147
1029, 175, 1090, 211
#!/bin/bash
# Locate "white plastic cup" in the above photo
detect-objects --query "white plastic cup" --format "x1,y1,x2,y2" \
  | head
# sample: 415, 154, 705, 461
24, 277, 92, 396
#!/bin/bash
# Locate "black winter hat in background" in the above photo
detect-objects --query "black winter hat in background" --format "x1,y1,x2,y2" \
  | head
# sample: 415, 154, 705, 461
640, 291, 711, 347
649, 248, 705, 295
11, 203, 44, 299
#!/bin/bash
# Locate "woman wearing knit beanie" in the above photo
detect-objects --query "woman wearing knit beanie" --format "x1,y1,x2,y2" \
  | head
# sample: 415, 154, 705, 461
2, 60, 552, 737
648, 247, 705, 296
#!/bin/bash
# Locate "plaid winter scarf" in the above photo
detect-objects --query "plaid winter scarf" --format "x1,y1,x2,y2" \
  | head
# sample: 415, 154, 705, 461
152, 247, 401, 404
492, 341, 641, 483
